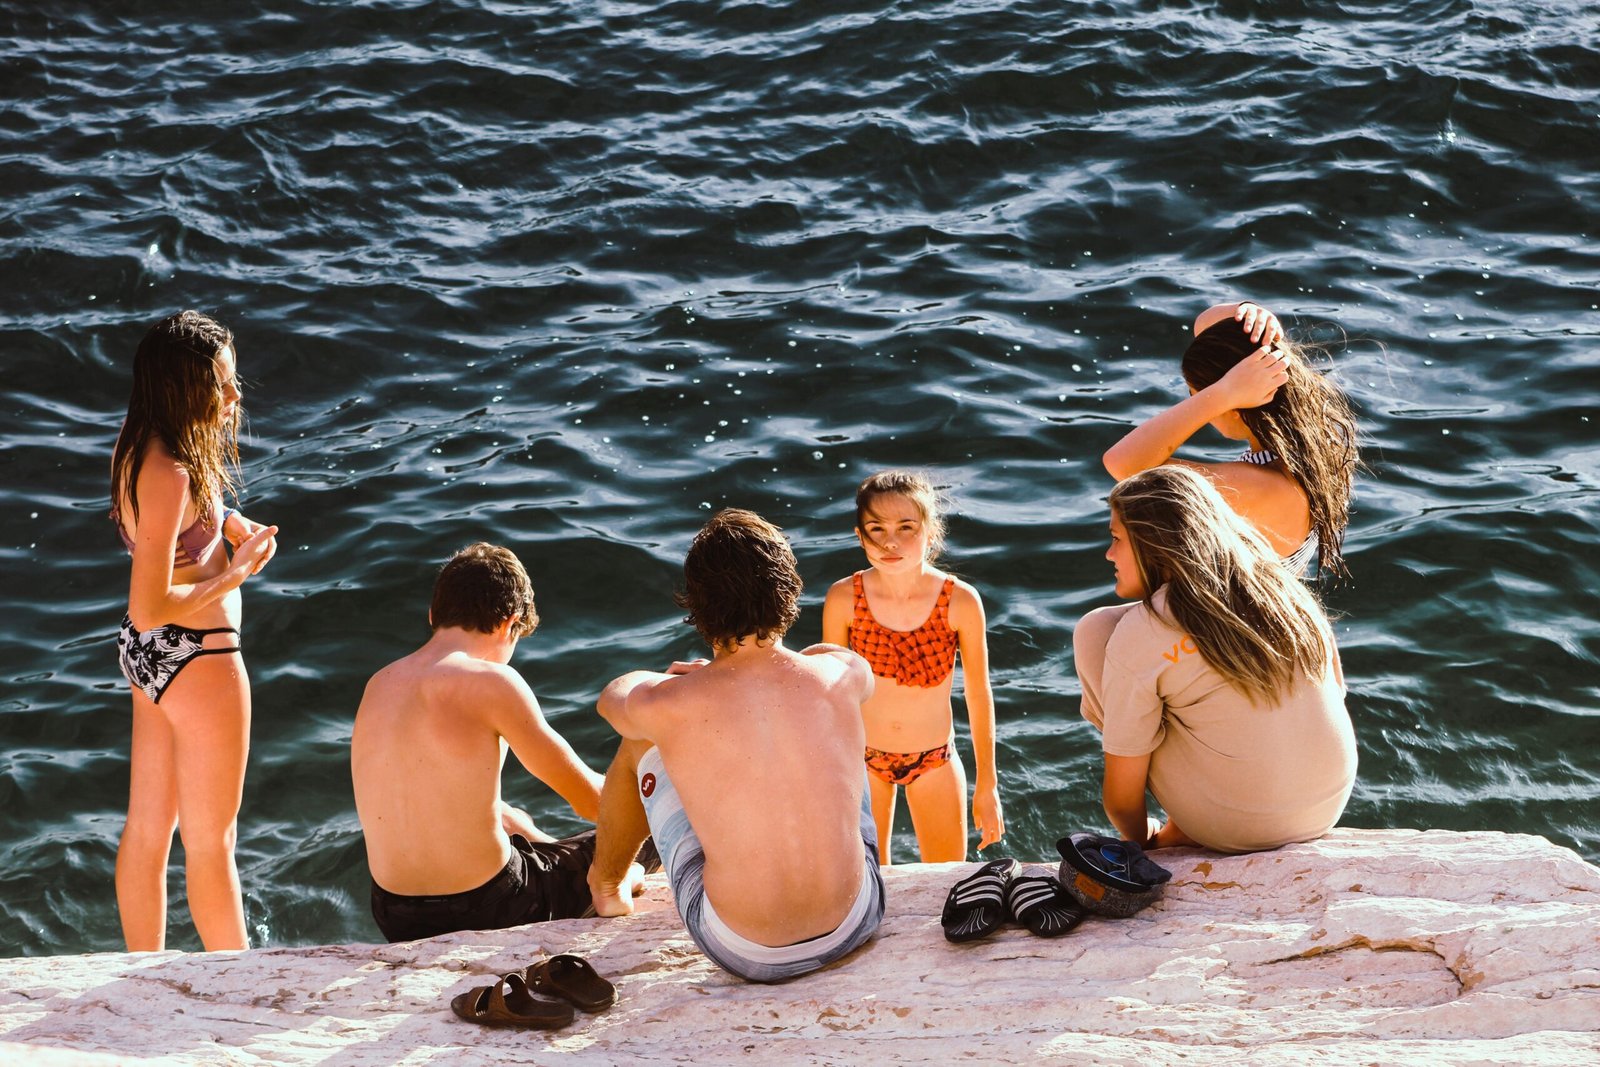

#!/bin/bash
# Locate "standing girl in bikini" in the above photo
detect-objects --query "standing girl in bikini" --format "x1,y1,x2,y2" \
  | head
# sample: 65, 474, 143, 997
111, 311, 278, 951
822, 471, 1003, 864
1103, 301, 1358, 579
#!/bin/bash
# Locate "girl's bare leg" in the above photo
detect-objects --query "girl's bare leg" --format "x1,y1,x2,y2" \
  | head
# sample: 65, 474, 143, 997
905, 753, 969, 864
868, 774, 896, 865
1073, 603, 1136, 731
165, 651, 251, 951
117, 690, 179, 951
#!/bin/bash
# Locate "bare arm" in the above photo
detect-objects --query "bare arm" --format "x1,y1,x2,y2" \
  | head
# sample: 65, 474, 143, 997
1102, 752, 1154, 847
498, 802, 548, 842
221, 509, 278, 575
596, 668, 678, 742
1102, 302, 1287, 481
491, 672, 604, 822
1102, 389, 1244, 481
820, 579, 852, 647
1193, 301, 1283, 345
951, 584, 1003, 851
125, 457, 277, 629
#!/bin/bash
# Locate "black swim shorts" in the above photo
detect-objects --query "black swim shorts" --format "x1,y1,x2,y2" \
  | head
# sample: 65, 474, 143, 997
370, 831, 599, 943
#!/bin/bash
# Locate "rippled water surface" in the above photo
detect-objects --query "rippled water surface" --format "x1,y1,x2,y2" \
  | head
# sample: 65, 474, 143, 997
2, 0, 1597, 955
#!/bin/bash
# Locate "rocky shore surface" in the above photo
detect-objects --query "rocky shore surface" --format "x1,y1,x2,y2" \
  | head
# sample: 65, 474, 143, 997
2, 828, 1597, 1065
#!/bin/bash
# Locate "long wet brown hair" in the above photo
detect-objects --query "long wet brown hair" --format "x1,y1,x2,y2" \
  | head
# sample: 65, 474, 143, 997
111, 311, 240, 527
1111, 466, 1334, 704
1182, 319, 1358, 578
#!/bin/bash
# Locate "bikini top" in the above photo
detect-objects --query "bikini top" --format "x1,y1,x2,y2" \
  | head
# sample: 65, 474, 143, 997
111, 498, 225, 569
848, 571, 959, 688
1239, 448, 1317, 575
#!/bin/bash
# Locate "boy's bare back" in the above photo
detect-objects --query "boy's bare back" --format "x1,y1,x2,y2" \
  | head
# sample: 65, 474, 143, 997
353, 629, 601, 897
624, 641, 872, 943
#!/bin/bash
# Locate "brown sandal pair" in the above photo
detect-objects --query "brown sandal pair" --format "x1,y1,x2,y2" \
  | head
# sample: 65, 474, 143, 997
449, 954, 615, 1030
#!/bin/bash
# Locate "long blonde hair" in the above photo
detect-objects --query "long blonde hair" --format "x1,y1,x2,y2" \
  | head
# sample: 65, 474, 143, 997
1182, 320, 1358, 579
1111, 466, 1333, 703
111, 311, 240, 524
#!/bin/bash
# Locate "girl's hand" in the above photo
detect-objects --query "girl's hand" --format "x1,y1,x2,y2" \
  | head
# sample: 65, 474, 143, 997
1234, 301, 1284, 347
224, 511, 270, 549
1213, 344, 1289, 410
973, 785, 1004, 851
231, 524, 279, 578
665, 658, 709, 676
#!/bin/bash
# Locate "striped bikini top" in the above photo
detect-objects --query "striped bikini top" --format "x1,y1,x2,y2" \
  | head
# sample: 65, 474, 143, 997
111, 497, 225, 569
848, 571, 959, 688
1239, 448, 1317, 575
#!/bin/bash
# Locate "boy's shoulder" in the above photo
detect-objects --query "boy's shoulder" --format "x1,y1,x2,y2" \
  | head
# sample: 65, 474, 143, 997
377, 646, 529, 705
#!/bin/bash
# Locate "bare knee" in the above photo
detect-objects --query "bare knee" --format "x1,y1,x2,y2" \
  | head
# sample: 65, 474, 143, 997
177, 819, 239, 859
122, 803, 177, 838
609, 737, 654, 776
1073, 604, 1127, 662
117, 824, 175, 871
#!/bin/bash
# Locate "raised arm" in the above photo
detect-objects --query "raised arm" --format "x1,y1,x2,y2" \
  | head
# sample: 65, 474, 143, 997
951, 583, 1003, 851
1102, 302, 1286, 481
1102, 387, 1250, 481
491, 671, 604, 822
125, 457, 277, 629
1192, 301, 1283, 346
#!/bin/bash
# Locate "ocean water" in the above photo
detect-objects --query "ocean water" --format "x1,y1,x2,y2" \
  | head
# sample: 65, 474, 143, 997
2, 0, 1596, 957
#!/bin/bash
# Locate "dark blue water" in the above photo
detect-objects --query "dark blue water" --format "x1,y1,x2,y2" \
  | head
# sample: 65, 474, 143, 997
2, 0, 1597, 956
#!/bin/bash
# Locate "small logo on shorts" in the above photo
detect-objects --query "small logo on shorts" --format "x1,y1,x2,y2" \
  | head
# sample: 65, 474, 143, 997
641, 773, 656, 798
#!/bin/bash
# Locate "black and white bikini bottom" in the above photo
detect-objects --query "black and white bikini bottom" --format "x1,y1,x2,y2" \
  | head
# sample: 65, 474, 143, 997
117, 614, 240, 704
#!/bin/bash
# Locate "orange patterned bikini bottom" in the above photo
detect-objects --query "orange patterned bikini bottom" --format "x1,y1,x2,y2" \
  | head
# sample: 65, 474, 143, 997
864, 742, 952, 786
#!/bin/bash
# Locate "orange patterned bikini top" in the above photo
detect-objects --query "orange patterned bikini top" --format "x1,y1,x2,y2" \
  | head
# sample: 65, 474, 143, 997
849, 571, 959, 688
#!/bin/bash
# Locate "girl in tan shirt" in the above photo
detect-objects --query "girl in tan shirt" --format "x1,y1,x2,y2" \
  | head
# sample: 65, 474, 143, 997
1074, 466, 1356, 853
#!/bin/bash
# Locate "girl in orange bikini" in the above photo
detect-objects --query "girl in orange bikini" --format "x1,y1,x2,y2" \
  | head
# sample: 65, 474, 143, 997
822, 471, 1003, 864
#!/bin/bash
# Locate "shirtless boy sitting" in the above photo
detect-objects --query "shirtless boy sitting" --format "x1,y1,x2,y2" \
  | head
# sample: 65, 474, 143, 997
586, 508, 886, 983
352, 542, 614, 942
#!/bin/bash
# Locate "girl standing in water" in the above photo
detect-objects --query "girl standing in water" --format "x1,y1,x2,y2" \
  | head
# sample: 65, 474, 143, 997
1103, 301, 1358, 579
822, 471, 1002, 864
1076, 465, 1356, 853
110, 311, 278, 950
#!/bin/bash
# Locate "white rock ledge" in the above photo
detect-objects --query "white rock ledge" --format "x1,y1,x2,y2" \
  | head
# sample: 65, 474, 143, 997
2, 829, 1598, 1066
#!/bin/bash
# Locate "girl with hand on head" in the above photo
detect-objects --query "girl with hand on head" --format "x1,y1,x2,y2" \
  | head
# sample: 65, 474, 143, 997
822, 471, 1003, 864
1103, 301, 1357, 580
1075, 465, 1356, 853
110, 311, 278, 951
